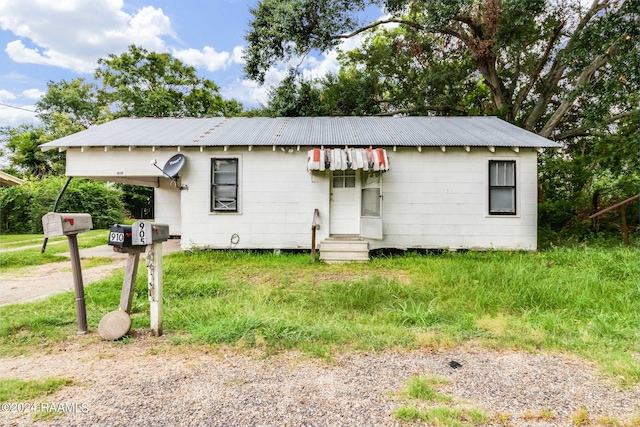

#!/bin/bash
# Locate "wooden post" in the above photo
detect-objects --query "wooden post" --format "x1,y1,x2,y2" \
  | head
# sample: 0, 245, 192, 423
621, 206, 630, 246
311, 208, 320, 262
147, 242, 163, 336
67, 233, 87, 335
118, 249, 143, 313
311, 226, 317, 262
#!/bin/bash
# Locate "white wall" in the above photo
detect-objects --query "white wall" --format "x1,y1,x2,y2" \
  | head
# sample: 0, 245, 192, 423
64, 145, 539, 250
155, 179, 182, 235
376, 147, 538, 250
179, 147, 330, 250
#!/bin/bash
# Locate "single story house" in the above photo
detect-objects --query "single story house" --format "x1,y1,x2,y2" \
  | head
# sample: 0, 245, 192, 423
41, 116, 560, 261
0, 171, 23, 187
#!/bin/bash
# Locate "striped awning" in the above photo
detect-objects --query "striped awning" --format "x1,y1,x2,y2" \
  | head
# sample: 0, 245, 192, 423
307, 148, 390, 172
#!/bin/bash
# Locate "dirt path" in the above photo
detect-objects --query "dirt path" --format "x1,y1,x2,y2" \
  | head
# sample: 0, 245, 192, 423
0, 258, 128, 306
0, 240, 182, 306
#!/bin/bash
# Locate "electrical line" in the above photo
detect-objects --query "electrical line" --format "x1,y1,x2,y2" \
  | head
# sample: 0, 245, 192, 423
0, 102, 37, 113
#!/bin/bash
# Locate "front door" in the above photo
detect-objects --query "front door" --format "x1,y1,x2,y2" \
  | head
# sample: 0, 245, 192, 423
329, 169, 359, 235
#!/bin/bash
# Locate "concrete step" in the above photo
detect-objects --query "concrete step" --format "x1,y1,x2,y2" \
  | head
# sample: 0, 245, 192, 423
319, 237, 369, 263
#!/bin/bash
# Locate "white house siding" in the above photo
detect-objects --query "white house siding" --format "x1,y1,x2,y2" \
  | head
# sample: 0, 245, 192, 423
179, 147, 330, 250
65, 148, 182, 234
373, 147, 538, 250
154, 179, 182, 236
64, 145, 538, 251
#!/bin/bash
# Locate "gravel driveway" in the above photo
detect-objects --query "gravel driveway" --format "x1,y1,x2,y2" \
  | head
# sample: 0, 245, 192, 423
1, 335, 638, 427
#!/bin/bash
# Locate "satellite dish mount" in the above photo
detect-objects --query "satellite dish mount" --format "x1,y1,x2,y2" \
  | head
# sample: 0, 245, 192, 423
151, 154, 187, 190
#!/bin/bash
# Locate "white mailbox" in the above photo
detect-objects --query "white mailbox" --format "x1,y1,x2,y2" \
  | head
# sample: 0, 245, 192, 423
131, 221, 170, 246
42, 212, 93, 237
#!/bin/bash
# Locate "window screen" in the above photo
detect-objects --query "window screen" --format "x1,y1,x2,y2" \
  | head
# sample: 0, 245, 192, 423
489, 160, 516, 215
211, 158, 238, 212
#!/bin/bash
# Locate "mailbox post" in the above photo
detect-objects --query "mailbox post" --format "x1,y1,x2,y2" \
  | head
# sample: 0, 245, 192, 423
98, 225, 147, 340
42, 213, 93, 334
132, 220, 170, 336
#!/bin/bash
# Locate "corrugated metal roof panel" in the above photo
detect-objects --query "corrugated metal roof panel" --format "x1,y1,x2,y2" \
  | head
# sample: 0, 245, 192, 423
40, 116, 560, 150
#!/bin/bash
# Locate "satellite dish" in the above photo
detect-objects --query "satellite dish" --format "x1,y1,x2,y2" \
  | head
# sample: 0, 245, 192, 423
150, 154, 187, 189
163, 154, 186, 178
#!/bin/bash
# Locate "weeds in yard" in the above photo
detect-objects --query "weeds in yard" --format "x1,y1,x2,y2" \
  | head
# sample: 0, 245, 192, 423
403, 375, 451, 403
0, 246, 638, 384
626, 414, 640, 427
523, 408, 555, 421
494, 412, 511, 425
0, 378, 72, 402
572, 407, 591, 426
394, 405, 489, 426
598, 415, 622, 426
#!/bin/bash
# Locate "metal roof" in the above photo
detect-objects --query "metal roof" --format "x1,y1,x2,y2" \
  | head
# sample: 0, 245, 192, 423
40, 116, 560, 150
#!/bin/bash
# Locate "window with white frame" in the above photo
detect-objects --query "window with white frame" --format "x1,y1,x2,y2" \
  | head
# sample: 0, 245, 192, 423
211, 158, 238, 212
332, 169, 356, 188
489, 160, 516, 215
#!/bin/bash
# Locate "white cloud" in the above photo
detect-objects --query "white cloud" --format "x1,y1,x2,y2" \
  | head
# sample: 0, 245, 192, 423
222, 66, 290, 107
0, 0, 175, 73
22, 88, 45, 100
231, 46, 245, 64
0, 104, 39, 128
0, 90, 17, 102
172, 47, 231, 72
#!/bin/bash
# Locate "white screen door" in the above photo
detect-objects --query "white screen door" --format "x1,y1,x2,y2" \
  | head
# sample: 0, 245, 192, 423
360, 171, 382, 239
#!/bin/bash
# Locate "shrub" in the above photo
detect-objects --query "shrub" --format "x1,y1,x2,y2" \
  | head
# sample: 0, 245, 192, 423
0, 176, 125, 233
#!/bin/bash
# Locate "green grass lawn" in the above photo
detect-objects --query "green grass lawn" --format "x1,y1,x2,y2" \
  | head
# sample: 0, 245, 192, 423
0, 230, 109, 270
0, 246, 638, 384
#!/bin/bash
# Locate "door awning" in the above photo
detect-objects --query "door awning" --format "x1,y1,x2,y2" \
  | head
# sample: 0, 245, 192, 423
307, 148, 390, 172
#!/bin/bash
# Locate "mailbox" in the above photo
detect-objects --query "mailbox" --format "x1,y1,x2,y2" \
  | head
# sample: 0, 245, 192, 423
131, 221, 170, 246
42, 212, 93, 238
108, 224, 145, 248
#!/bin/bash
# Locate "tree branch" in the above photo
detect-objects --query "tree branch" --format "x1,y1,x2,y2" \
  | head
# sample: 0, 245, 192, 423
512, 21, 564, 119
540, 39, 623, 138
523, 0, 608, 131
555, 109, 640, 140
335, 19, 424, 39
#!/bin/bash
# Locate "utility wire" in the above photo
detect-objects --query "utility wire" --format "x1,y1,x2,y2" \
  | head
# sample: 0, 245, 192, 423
0, 102, 37, 113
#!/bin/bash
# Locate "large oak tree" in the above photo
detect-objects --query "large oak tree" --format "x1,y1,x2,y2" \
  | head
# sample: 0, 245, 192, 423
245, 0, 638, 139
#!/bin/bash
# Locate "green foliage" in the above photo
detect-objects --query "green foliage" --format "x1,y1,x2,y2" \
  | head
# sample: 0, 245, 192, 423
115, 183, 153, 219
244, 0, 370, 84
0, 176, 125, 233
394, 405, 489, 426
404, 375, 451, 402
36, 78, 110, 133
0, 378, 72, 402
0, 125, 65, 177
95, 45, 239, 118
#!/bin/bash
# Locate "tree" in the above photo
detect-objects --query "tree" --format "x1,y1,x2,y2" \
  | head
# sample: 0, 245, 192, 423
245, 0, 638, 138
36, 78, 109, 133
264, 69, 383, 116
0, 124, 65, 178
95, 45, 241, 118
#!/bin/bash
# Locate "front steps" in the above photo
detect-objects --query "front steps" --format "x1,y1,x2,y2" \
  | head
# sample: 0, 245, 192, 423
319, 235, 369, 263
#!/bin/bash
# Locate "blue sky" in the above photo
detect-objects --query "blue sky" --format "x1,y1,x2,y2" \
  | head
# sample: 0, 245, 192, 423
0, 0, 379, 129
